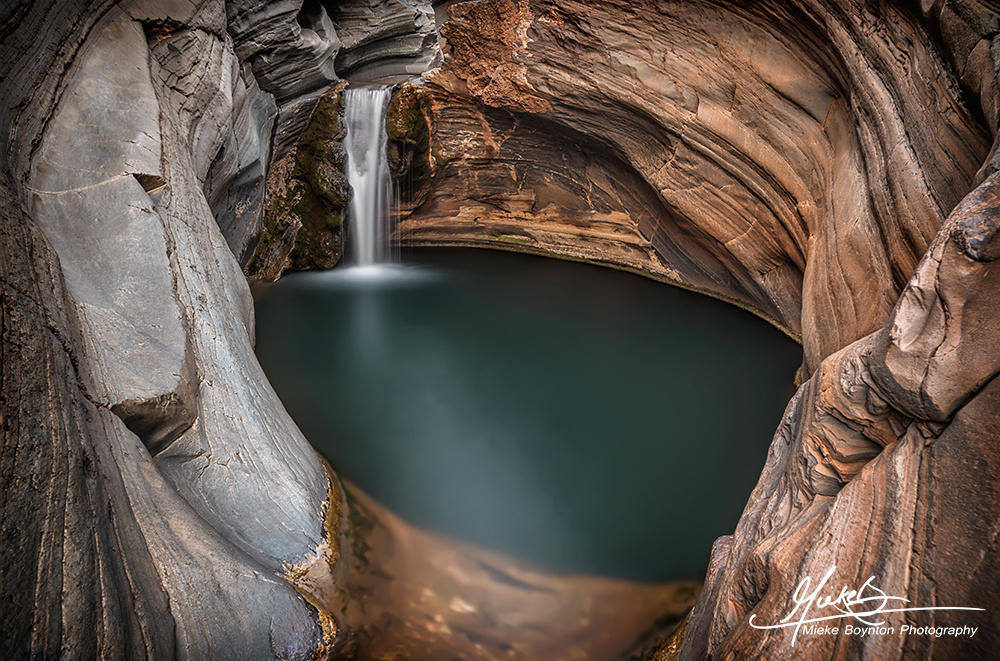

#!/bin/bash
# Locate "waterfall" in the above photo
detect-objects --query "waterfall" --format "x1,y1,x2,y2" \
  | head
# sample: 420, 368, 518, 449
344, 86, 395, 267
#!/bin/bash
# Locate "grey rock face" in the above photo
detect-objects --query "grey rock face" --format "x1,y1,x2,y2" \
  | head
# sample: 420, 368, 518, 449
31, 176, 198, 452
1, 163, 323, 661
332, 0, 441, 81
0, 0, 346, 657
144, 12, 333, 572
203, 60, 279, 265
1, 0, 444, 654
1, 176, 177, 661
227, 0, 341, 158
28, 7, 196, 452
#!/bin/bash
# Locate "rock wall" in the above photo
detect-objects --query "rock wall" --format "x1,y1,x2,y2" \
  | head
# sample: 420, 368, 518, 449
389, 1, 1000, 658
246, 87, 350, 282
0, 1, 343, 657
393, 0, 995, 373
0, 0, 434, 658
3, 0, 999, 659
331, 0, 441, 81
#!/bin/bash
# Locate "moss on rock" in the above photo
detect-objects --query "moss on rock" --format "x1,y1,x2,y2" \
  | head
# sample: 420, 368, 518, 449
245, 87, 349, 282
386, 84, 432, 202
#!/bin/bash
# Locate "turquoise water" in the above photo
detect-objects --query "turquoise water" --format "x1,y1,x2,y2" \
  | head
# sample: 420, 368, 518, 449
253, 248, 800, 581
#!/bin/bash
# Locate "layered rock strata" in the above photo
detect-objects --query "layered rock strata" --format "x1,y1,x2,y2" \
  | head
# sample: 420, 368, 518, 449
2, 1, 340, 656
3, 0, 1000, 659
679, 170, 1000, 659
388, 0, 1000, 658
393, 0, 994, 374
331, 0, 441, 81
0, 1, 688, 659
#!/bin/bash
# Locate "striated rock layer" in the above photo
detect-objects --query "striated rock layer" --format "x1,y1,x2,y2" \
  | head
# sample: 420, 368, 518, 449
388, 0, 1000, 658
1, 1, 341, 657
3, 0, 1000, 659
394, 0, 994, 373
0, 1, 690, 659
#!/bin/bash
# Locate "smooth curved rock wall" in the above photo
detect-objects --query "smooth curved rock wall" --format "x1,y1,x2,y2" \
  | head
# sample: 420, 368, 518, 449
0, 0, 346, 657
389, 1, 1000, 658
331, 0, 440, 81
0, 0, 440, 657
395, 0, 993, 374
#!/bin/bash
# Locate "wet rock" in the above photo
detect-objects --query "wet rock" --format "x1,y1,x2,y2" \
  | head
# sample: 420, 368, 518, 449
246, 88, 350, 282
386, 82, 433, 202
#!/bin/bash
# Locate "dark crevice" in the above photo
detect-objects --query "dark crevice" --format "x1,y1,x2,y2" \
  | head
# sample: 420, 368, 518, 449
133, 172, 166, 194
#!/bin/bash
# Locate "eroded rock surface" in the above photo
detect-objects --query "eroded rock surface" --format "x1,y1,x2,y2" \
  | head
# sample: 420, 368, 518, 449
3, 0, 999, 659
388, 1, 1000, 659
246, 87, 351, 282
395, 0, 993, 373
680, 171, 1000, 660
331, 0, 441, 81
1, 0, 347, 657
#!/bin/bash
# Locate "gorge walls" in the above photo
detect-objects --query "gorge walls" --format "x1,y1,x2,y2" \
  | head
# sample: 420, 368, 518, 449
392, 0, 996, 374
386, 1, 1000, 658
0, 0, 435, 658
2, 0, 999, 659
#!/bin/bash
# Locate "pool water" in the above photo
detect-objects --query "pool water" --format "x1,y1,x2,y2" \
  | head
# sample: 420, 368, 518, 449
253, 248, 800, 581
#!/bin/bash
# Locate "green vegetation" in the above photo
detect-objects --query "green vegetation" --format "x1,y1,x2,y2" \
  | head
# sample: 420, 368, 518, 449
246, 87, 348, 281
385, 85, 433, 202
433, 151, 461, 167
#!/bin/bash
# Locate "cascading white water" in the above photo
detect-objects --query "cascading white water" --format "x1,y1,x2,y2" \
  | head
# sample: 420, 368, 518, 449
344, 86, 395, 266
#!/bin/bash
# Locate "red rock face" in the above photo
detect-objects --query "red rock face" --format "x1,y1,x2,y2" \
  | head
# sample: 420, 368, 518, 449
391, 0, 1000, 658
2, 0, 997, 657
396, 0, 992, 373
